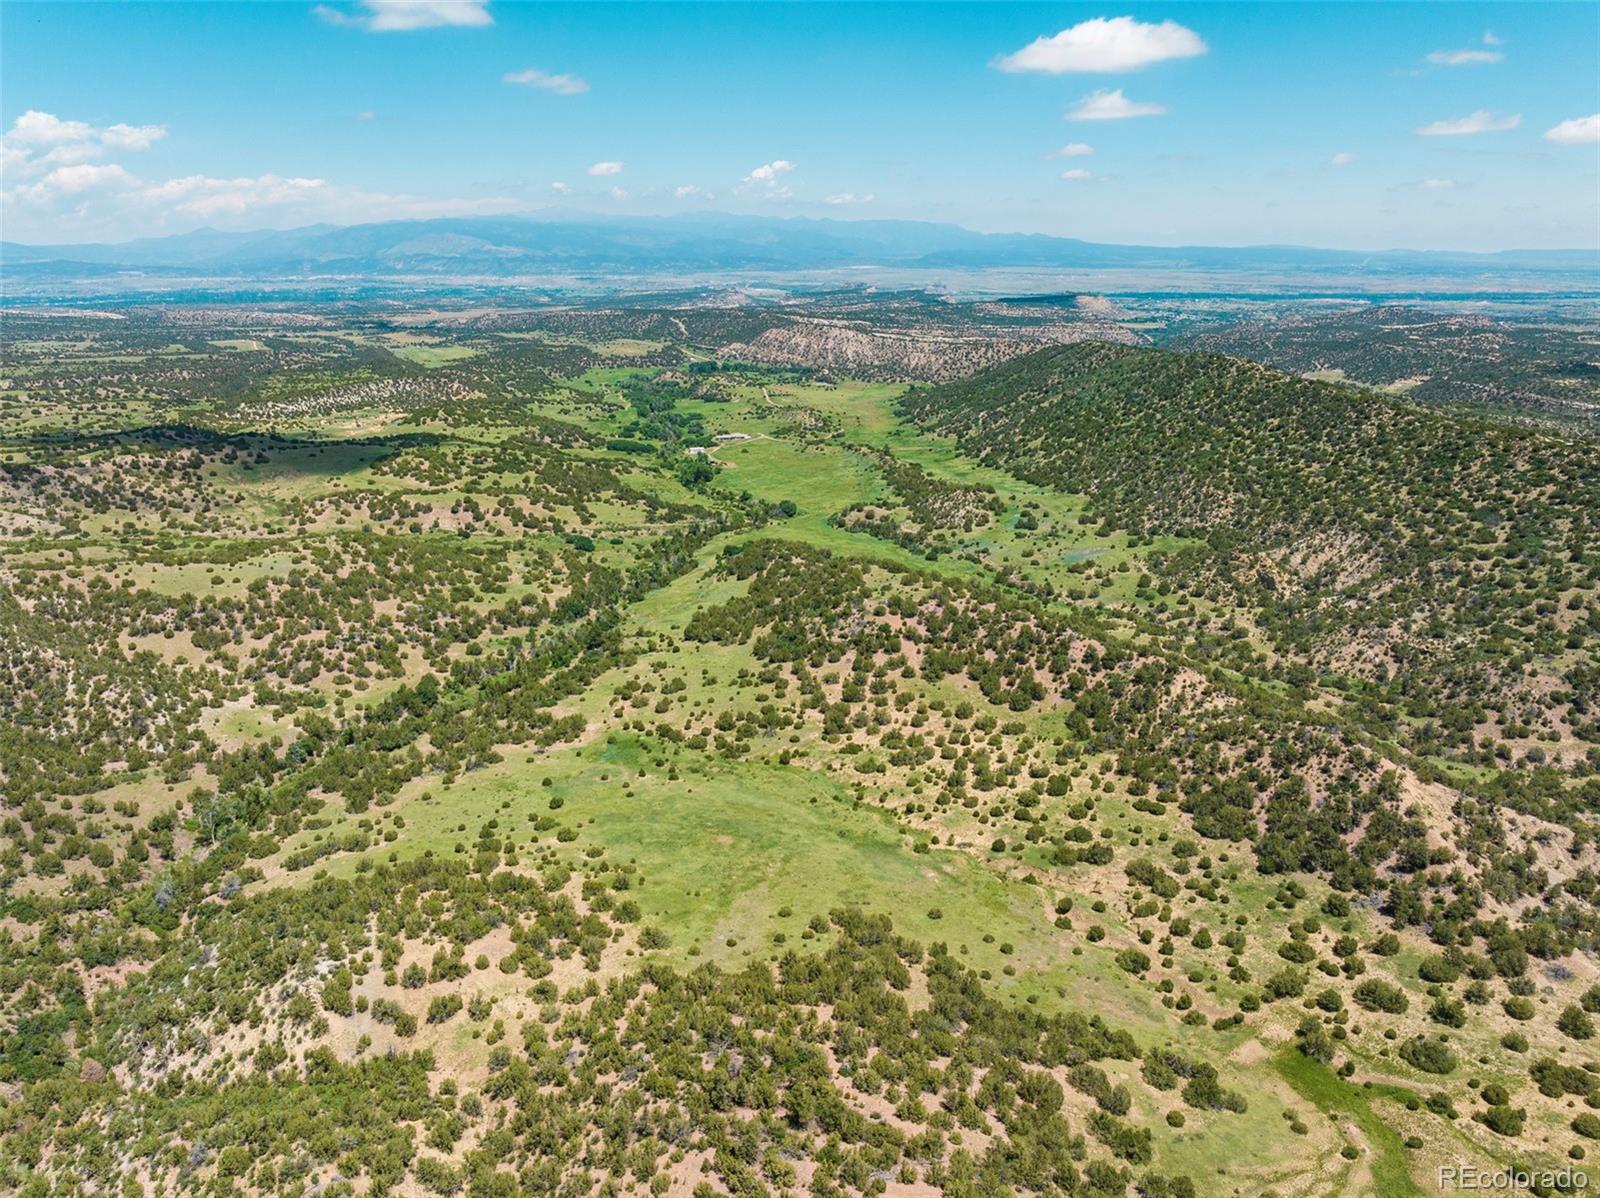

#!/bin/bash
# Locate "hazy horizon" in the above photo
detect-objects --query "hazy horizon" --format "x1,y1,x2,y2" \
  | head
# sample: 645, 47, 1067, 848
5, 208, 1600, 257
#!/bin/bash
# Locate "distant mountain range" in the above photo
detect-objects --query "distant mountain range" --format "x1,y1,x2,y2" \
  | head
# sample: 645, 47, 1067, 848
3, 214, 1596, 285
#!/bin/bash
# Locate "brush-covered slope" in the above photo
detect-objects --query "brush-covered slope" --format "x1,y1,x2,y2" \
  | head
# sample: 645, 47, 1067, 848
902, 344, 1600, 767
8, 308, 1600, 1198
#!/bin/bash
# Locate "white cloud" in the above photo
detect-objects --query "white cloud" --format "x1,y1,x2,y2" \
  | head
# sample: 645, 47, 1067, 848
550, 181, 571, 194
740, 159, 796, 197
1415, 110, 1520, 136
101, 123, 167, 152
48, 163, 139, 193
1049, 143, 1094, 158
744, 159, 795, 184
50, 163, 136, 191
587, 160, 624, 176
2, 110, 167, 179
1066, 89, 1165, 121
1330, 151, 1357, 166
1426, 48, 1502, 66
608, 185, 628, 201
7, 162, 139, 205
503, 67, 589, 95
134, 174, 520, 222
4, 140, 525, 238
995, 16, 1206, 74
1422, 178, 1455, 189
1428, 31, 1502, 65
822, 192, 874, 205
23, 144, 109, 170
141, 173, 330, 219
4, 110, 166, 158
1060, 169, 1093, 181
366, 0, 491, 30
673, 184, 702, 199
315, 0, 492, 32
8, 111, 96, 146
1544, 114, 1600, 145
357, 110, 377, 122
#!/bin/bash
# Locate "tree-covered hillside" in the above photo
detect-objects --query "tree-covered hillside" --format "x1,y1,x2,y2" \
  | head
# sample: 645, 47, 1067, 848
5, 306, 1600, 1198
903, 344, 1600, 770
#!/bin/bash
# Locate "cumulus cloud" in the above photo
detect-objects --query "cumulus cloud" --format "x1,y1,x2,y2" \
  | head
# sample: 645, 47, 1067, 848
1066, 89, 1165, 121
20, 112, 161, 155
8, 111, 96, 146
550, 181, 571, 194
1330, 151, 1356, 166
994, 16, 1205, 74
1060, 169, 1093, 181
54, 163, 140, 192
6, 162, 139, 205
314, 0, 492, 32
673, 184, 702, 198
503, 67, 589, 95
1544, 114, 1600, 145
2, 113, 524, 239
744, 159, 795, 184
5, 163, 520, 226
2, 110, 167, 177
608, 185, 627, 201
1049, 143, 1094, 158
822, 192, 873, 205
140, 173, 329, 219
587, 160, 624, 176
1422, 178, 1455, 189
739, 159, 796, 197
1414, 110, 1520, 136
101, 124, 168, 152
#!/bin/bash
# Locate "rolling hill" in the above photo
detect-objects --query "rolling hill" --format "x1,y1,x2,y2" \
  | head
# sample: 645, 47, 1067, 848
902, 343, 1600, 766
5, 213, 1596, 283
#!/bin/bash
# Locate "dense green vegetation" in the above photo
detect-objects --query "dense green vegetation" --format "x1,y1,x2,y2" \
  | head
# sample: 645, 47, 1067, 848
2, 303, 1598, 1198
905, 343, 1600, 768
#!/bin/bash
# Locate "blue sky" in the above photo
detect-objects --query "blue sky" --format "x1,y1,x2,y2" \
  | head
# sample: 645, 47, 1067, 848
2, 1, 1596, 249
